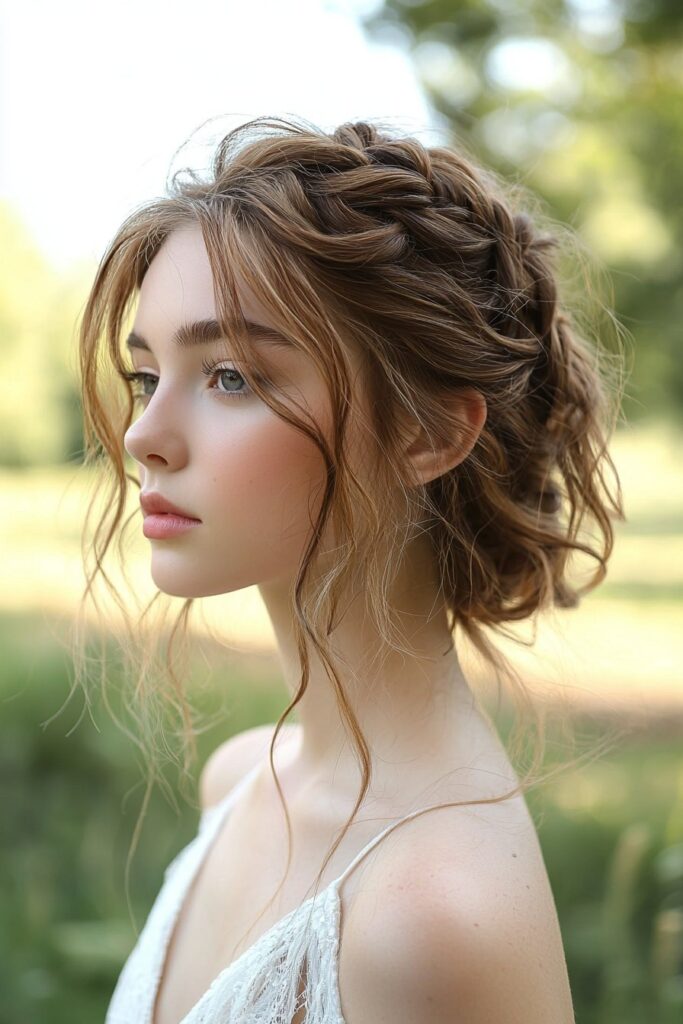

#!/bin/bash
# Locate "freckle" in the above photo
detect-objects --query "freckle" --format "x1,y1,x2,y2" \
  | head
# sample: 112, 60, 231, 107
512, 853, 517, 857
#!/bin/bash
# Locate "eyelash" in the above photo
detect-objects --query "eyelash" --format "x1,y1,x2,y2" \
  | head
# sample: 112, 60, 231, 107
121, 358, 256, 402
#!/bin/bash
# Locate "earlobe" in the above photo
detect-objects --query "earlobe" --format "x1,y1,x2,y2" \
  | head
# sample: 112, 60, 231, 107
403, 387, 487, 488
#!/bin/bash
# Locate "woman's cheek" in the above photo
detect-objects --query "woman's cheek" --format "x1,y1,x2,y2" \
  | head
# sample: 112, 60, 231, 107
203, 415, 327, 581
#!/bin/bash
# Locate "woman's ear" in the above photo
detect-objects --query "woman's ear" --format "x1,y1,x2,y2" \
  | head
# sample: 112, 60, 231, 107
401, 387, 487, 488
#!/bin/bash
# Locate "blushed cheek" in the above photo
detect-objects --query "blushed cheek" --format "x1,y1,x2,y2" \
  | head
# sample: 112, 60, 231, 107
196, 415, 329, 592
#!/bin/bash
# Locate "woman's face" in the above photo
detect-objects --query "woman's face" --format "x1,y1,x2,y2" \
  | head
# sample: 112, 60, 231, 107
123, 223, 347, 598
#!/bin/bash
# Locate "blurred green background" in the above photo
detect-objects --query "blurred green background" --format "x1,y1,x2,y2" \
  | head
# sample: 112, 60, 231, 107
2, 0, 683, 1021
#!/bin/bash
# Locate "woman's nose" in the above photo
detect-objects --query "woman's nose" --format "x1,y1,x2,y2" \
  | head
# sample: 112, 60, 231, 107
123, 396, 189, 471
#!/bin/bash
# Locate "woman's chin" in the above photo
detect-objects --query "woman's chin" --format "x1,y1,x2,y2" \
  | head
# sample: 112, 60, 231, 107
148, 554, 269, 599
149, 569, 214, 600
149, 568, 238, 600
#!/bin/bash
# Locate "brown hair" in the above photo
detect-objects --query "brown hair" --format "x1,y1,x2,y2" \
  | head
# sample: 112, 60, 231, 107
68, 114, 627, 942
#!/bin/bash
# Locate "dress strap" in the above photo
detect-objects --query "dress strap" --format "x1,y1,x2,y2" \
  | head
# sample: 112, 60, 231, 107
331, 800, 447, 892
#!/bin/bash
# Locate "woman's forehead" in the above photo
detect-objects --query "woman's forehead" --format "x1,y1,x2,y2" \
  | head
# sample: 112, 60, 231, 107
137, 226, 269, 332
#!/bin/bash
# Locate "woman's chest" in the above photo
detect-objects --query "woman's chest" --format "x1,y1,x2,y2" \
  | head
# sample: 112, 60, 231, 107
151, 801, 347, 1024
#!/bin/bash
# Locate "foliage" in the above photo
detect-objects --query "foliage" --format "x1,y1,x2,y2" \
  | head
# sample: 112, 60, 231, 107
0, 201, 87, 468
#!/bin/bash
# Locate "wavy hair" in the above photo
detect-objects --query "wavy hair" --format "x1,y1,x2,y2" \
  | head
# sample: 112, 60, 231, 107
67, 114, 627, 943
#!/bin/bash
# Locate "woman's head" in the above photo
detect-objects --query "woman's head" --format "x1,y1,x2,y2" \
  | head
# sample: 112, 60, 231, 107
122, 218, 487, 603
75, 113, 625, 900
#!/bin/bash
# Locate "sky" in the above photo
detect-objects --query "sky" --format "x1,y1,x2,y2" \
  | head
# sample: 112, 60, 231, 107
0, 0, 445, 272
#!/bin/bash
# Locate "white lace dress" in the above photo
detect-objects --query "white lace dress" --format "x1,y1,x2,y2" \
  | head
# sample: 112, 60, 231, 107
105, 762, 444, 1023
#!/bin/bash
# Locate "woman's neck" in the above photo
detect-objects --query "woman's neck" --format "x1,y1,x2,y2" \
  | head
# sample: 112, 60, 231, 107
257, 534, 484, 801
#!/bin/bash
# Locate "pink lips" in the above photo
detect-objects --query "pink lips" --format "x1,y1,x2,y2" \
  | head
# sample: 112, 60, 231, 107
140, 492, 201, 539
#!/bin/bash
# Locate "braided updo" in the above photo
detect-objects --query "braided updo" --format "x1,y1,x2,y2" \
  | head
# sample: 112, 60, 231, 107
189, 117, 624, 623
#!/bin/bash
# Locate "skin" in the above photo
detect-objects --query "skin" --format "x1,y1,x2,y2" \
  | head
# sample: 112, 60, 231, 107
124, 222, 496, 814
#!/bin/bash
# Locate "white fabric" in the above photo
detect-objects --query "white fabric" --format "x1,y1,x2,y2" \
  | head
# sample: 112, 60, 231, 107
105, 762, 442, 1023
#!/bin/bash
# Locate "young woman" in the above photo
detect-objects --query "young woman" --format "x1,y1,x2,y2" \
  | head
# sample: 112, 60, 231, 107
76, 114, 624, 1023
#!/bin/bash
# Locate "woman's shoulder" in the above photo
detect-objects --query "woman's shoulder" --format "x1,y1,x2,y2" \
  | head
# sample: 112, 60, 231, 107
344, 774, 549, 915
338, 790, 574, 1023
199, 721, 301, 810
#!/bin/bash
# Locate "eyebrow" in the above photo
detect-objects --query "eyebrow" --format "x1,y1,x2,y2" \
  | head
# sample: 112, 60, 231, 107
125, 317, 293, 352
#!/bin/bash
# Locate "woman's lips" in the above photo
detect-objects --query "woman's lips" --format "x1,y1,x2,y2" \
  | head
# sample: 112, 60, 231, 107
142, 513, 201, 540
139, 491, 200, 519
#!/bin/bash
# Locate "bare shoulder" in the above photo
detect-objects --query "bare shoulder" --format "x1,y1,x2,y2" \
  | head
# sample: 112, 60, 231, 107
339, 794, 575, 1024
199, 721, 300, 810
